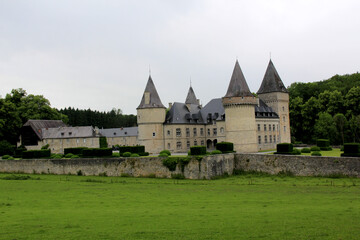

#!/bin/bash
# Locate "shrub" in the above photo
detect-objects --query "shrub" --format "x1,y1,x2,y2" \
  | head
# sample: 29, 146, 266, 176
310, 146, 321, 152
1, 155, 12, 159
64, 147, 87, 156
211, 150, 222, 155
65, 153, 74, 158
130, 153, 140, 157
23, 149, 51, 159
0, 140, 15, 156
41, 144, 49, 150
8, 156, 14, 160
292, 149, 301, 155
216, 142, 234, 153
301, 148, 311, 153
14, 146, 26, 158
70, 155, 80, 159
82, 148, 112, 157
311, 151, 322, 156
159, 150, 171, 156
99, 136, 108, 148
190, 146, 206, 155
316, 139, 330, 148
162, 157, 177, 171
276, 143, 293, 153
51, 154, 62, 159
158, 153, 168, 157
112, 152, 120, 157
171, 173, 185, 179
139, 152, 149, 156
340, 146, 344, 151
341, 143, 360, 157
122, 152, 131, 157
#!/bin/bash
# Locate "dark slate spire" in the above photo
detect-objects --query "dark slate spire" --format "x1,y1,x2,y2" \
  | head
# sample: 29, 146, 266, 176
257, 60, 288, 94
224, 60, 253, 98
137, 75, 165, 109
185, 86, 198, 105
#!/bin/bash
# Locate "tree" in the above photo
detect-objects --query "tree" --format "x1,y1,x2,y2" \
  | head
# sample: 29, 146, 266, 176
300, 96, 321, 143
345, 86, 360, 116
333, 113, 347, 145
314, 112, 336, 143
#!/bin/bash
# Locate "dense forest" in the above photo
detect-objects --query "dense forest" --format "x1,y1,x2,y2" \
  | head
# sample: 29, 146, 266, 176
288, 73, 360, 144
58, 108, 136, 129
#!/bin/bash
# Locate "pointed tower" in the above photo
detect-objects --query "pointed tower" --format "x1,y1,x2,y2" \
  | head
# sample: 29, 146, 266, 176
257, 60, 290, 143
185, 86, 199, 110
137, 75, 166, 154
222, 60, 258, 152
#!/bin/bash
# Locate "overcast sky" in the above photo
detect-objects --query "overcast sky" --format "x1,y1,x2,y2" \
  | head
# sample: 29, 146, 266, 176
1, 0, 359, 114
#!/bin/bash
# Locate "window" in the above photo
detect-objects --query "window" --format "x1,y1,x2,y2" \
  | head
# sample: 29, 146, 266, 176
61, 132, 64, 136
83, 138, 86, 143
269, 135, 272, 143
258, 136, 261, 144
193, 128, 197, 136
69, 132, 72, 136
269, 124, 271, 131
264, 124, 267, 131
200, 128, 204, 136
283, 116, 285, 122
176, 141, 182, 149
220, 127, 224, 134
273, 124, 275, 131
277, 125, 279, 131
213, 128, 217, 136
278, 136, 280, 142
282, 106, 285, 111
265, 135, 268, 143
152, 132, 156, 137
45, 139, 48, 144
187, 141, 190, 148
76, 139, 79, 144
194, 140, 197, 146
274, 135, 276, 143
167, 143, 170, 149
113, 132, 117, 136
186, 128, 190, 137
201, 140, 204, 146
176, 128, 181, 137
66, 139, 70, 143
258, 124, 260, 131
207, 129, 210, 135
167, 130, 170, 136
284, 126, 286, 132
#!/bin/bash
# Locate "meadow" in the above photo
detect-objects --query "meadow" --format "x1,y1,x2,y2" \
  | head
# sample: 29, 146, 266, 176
0, 173, 359, 240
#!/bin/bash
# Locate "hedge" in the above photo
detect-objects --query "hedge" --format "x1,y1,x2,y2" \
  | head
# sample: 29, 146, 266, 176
64, 147, 88, 156
82, 148, 112, 157
99, 137, 108, 148
23, 149, 51, 159
216, 142, 234, 153
189, 146, 206, 155
119, 146, 145, 154
316, 139, 332, 151
275, 143, 293, 154
341, 143, 360, 157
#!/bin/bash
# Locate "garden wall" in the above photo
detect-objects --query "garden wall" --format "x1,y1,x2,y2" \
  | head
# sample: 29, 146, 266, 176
0, 153, 359, 179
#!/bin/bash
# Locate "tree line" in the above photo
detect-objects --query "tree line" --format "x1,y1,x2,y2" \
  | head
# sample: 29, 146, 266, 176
289, 73, 360, 145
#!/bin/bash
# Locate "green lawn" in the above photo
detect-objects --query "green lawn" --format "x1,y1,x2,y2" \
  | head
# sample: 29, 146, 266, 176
300, 148, 342, 157
0, 173, 359, 240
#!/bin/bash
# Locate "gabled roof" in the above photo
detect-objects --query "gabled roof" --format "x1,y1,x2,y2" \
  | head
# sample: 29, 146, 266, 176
23, 119, 67, 139
255, 99, 279, 118
257, 60, 288, 94
166, 102, 202, 124
200, 98, 225, 122
185, 86, 198, 105
42, 126, 96, 139
99, 127, 138, 137
224, 60, 253, 98
137, 75, 165, 109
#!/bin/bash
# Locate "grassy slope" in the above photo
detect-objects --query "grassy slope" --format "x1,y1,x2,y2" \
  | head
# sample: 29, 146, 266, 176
0, 174, 359, 240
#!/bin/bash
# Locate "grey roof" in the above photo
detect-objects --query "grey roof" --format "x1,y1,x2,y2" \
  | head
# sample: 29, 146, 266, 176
200, 98, 225, 122
42, 126, 97, 139
257, 60, 288, 94
185, 86, 198, 105
166, 102, 203, 124
23, 119, 67, 139
99, 127, 138, 137
224, 60, 253, 98
255, 99, 279, 118
137, 75, 165, 109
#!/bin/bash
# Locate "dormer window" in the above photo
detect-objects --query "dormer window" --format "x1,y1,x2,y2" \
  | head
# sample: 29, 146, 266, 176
125, 132, 127, 135
113, 132, 116, 135
69, 132, 72, 136
61, 132, 64, 136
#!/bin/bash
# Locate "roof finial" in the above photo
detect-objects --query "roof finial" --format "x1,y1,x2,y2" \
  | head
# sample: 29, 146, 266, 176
269, 52, 272, 60
149, 64, 151, 76
190, 76, 192, 87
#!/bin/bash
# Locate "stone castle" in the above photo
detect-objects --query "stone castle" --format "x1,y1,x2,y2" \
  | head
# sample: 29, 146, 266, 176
19, 60, 290, 154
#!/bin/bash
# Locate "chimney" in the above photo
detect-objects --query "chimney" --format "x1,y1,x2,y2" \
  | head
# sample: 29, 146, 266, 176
168, 102, 173, 109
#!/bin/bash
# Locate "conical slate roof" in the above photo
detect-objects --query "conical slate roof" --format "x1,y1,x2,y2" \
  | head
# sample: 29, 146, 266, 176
257, 60, 288, 94
224, 60, 253, 98
137, 75, 165, 109
185, 86, 198, 105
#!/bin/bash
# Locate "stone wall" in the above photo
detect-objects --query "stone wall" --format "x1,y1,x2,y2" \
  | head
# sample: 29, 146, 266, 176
0, 153, 359, 179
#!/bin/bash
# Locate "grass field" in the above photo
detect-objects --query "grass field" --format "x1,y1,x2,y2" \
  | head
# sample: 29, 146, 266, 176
0, 173, 359, 240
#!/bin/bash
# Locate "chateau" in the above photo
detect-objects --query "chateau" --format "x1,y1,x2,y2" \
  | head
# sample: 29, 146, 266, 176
19, 60, 290, 154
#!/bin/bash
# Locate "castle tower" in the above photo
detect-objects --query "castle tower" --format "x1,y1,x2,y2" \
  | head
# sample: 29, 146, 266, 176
257, 60, 291, 143
222, 60, 258, 152
137, 75, 166, 154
